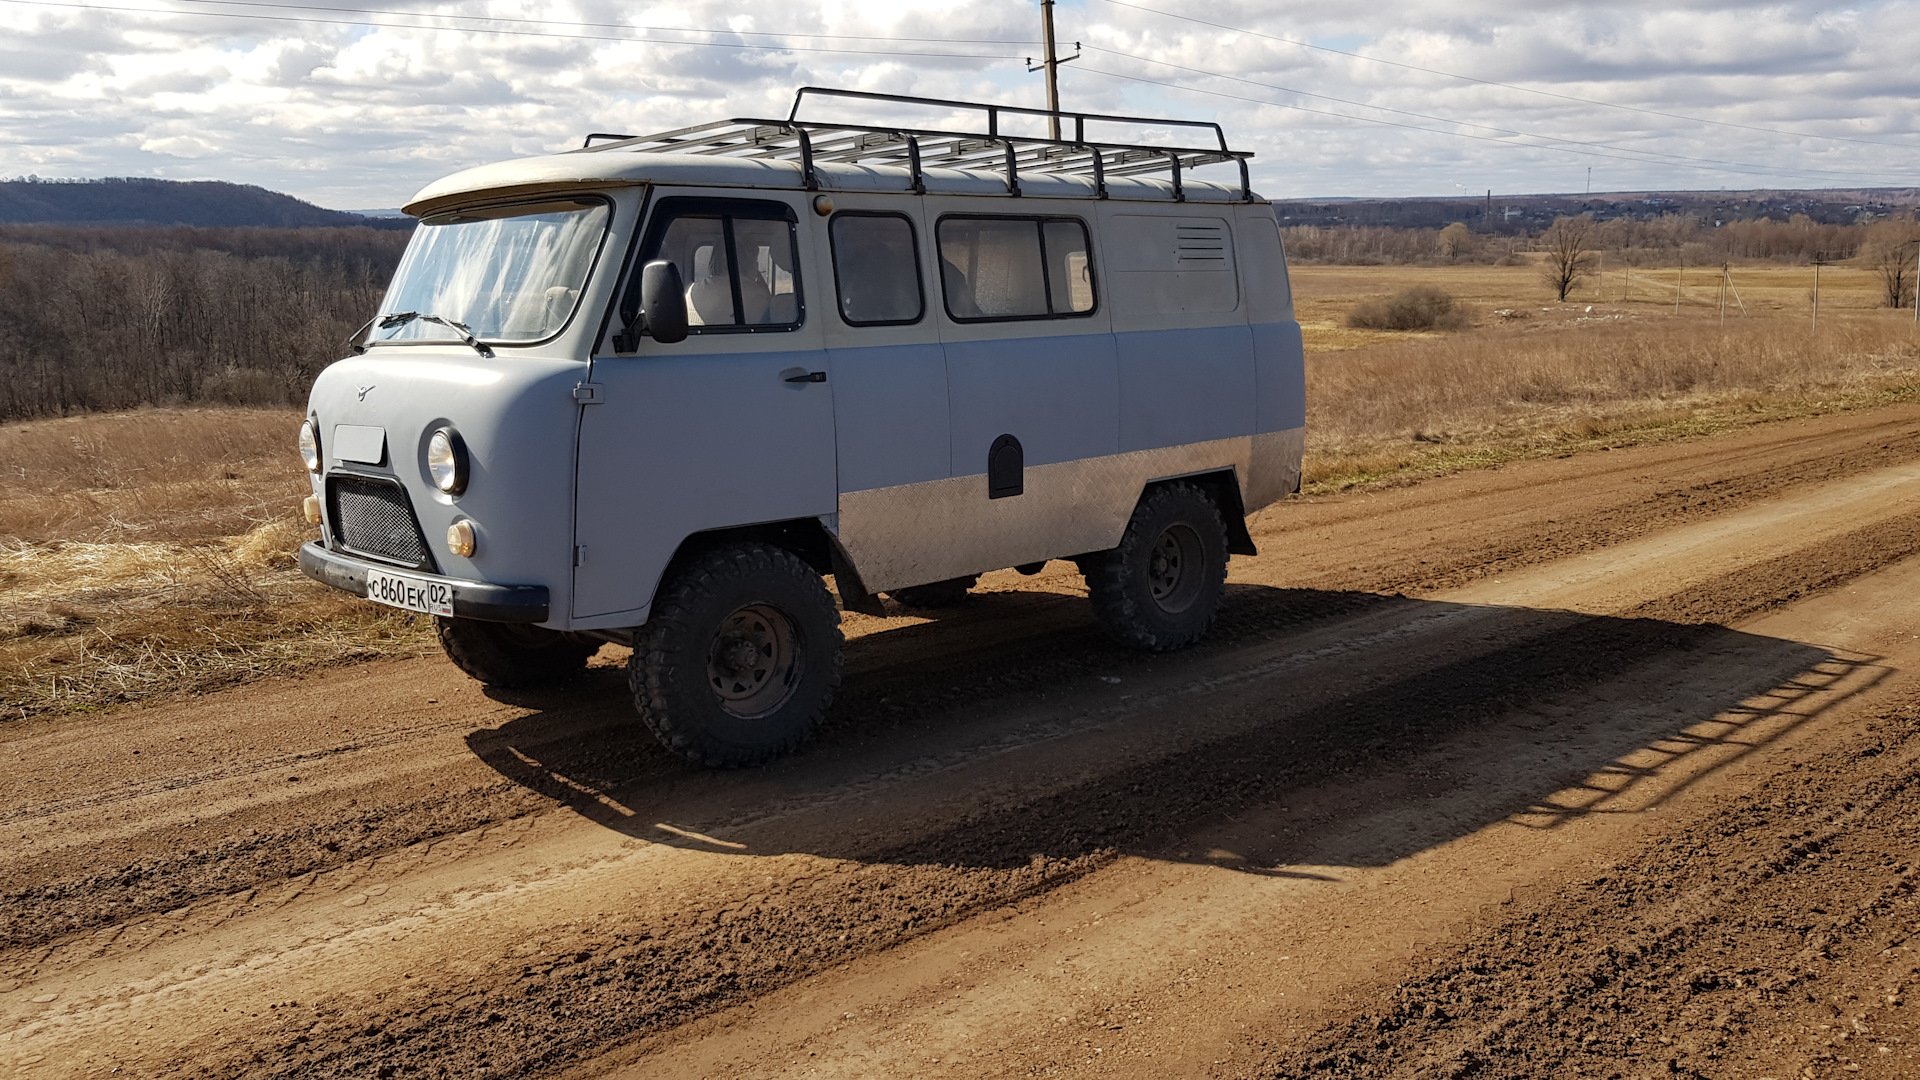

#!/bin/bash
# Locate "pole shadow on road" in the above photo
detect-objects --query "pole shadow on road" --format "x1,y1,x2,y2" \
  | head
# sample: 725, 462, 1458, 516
463, 584, 1874, 875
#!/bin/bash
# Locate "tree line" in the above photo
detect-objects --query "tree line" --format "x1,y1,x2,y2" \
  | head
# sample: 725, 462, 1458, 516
0, 224, 409, 421
1282, 213, 1915, 275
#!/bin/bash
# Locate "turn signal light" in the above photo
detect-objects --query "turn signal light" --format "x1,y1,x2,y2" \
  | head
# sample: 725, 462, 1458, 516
303, 494, 322, 524
446, 519, 476, 558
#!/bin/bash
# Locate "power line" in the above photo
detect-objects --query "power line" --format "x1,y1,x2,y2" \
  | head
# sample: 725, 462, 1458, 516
1072, 63, 1919, 187
1091, 0, 1920, 153
0, 0, 1033, 59
166, 0, 1040, 48
1080, 44, 1915, 185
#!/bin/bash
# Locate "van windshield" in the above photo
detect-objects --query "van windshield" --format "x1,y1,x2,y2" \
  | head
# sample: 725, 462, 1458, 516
372, 198, 610, 346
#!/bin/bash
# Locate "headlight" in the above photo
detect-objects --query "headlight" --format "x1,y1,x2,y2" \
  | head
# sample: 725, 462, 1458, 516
298, 420, 320, 473
427, 427, 468, 494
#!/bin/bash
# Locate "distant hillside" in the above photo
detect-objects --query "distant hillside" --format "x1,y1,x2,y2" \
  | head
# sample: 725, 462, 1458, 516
1273, 187, 1920, 235
0, 177, 410, 229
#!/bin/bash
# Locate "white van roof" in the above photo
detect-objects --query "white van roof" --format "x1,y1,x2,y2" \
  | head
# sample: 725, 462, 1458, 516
405, 154, 1253, 217
404, 87, 1261, 218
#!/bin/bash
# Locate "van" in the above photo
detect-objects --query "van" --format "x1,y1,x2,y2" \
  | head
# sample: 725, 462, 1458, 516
299, 88, 1305, 766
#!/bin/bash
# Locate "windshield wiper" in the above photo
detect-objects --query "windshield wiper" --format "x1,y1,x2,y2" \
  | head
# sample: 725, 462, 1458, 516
346, 311, 496, 359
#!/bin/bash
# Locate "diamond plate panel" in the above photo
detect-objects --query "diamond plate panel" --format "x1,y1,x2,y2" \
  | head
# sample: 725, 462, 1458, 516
838, 436, 1253, 594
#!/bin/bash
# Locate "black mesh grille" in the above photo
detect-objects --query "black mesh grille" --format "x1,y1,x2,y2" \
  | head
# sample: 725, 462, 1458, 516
327, 475, 434, 570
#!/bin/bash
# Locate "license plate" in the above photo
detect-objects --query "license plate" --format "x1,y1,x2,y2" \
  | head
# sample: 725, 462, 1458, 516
364, 567, 454, 617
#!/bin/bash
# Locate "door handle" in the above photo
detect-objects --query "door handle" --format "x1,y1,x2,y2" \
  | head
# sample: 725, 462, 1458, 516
783, 370, 827, 384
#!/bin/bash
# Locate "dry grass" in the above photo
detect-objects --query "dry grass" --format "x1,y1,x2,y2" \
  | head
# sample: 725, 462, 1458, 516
1298, 260, 1920, 491
0, 408, 432, 720
6, 261, 1918, 719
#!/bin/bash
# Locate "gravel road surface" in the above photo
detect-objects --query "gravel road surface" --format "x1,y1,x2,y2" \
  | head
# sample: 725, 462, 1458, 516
6, 407, 1920, 1079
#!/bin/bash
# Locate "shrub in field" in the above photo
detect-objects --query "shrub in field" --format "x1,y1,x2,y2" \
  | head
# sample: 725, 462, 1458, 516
1346, 286, 1471, 331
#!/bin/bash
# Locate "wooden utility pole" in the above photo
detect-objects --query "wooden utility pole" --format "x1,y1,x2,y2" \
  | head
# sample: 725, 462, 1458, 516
1030, 1, 1078, 140
1812, 256, 1825, 332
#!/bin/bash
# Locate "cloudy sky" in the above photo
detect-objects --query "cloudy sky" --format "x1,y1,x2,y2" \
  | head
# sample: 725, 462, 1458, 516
1, 0, 1916, 210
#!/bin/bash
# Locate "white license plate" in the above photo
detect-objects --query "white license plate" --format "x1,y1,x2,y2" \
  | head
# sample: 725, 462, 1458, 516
364, 567, 454, 617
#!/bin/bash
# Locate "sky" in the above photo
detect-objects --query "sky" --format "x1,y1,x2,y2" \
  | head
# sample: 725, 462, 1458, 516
0, 0, 1916, 210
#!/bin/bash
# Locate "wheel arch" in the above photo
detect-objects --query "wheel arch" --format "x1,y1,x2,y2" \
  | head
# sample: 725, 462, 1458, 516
653, 517, 887, 618
1149, 468, 1258, 557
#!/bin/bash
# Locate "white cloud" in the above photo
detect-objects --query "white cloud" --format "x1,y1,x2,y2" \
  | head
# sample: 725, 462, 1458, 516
0, 0, 1915, 206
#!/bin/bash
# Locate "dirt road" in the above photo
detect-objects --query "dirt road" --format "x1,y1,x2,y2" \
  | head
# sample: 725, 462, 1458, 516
7, 406, 1920, 1079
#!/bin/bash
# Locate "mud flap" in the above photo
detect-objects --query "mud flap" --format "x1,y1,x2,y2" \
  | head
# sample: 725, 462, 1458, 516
828, 538, 888, 617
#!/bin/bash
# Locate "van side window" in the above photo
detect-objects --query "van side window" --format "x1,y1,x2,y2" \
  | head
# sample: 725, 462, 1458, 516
638, 198, 803, 333
829, 213, 924, 325
936, 216, 1096, 322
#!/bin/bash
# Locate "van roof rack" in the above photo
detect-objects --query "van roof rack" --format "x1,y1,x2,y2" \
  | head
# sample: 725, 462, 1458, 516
577, 86, 1254, 202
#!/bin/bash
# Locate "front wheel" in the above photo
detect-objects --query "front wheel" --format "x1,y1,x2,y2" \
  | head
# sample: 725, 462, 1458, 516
435, 617, 601, 687
1084, 482, 1229, 652
629, 543, 844, 768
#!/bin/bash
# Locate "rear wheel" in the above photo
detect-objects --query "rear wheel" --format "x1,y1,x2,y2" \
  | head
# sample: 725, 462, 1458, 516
435, 617, 600, 688
630, 543, 843, 768
886, 574, 980, 609
1084, 482, 1229, 652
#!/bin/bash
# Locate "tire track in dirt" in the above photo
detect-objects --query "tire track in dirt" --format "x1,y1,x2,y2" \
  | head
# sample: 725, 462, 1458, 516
1263, 694, 1920, 1080
134, 615, 1810, 1079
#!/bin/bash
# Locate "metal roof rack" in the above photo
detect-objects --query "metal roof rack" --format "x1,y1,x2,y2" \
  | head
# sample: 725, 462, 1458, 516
576, 86, 1255, 203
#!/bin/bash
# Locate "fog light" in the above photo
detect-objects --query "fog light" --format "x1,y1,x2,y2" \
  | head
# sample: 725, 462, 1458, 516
446, 519, 476, 558
302, 494, 322, 525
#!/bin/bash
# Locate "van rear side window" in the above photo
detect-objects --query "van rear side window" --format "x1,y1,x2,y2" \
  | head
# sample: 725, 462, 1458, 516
937, 216, 1096, 322
829, 213, 924, 325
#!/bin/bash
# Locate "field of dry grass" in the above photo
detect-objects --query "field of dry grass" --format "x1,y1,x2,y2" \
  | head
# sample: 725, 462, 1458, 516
1297, 259, 1920, 489
0, 409, 430, 720
4, 258, 1917, 720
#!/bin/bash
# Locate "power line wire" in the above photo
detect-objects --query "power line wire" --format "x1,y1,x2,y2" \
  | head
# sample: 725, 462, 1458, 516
0, 0, 1031, 59
166, 0, 1039, 47
1091, 0, 1920, 152
1072, 63, 1918, 187
1081, 44, 1911, 184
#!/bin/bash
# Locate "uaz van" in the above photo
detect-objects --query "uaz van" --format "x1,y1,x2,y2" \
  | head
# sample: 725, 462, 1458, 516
299, 88, 1305, 766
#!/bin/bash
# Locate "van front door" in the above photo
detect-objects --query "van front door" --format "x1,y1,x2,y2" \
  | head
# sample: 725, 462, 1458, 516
572, 193, 835, 624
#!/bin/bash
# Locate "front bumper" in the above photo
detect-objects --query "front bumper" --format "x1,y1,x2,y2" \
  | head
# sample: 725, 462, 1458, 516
299, 542, 550, 624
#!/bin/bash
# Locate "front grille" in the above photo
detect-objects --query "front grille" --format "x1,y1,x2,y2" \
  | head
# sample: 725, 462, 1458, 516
326, 474, 436, 571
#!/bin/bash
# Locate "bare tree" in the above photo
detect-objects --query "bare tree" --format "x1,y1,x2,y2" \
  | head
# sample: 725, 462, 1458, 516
1862, 218, 1920, 309
1540, 214, 1596, 302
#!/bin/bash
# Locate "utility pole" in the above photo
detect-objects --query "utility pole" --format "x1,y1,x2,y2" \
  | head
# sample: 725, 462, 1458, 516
1028, 1, 1080, 140
1812, 255, 1824, 332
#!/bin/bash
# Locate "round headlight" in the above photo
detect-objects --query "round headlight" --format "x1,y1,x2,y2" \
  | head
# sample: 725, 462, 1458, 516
298, 420, 320, 473
427, 427, 467, 494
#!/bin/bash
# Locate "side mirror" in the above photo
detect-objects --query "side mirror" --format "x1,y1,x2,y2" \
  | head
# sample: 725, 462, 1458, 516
640, 260, 688, 345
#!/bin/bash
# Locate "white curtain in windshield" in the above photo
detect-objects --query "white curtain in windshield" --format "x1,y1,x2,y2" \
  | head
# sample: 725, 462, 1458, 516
376, 198, 610, 344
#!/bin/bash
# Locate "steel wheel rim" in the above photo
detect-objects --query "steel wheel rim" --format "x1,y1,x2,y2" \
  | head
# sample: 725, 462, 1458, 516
706, 603, 802, 718
1146, 523, 1205, 614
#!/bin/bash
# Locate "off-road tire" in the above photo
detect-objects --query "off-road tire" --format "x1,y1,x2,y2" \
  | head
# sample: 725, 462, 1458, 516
1084, 482, 1229, 652
630, 543, 844, 768
435, 617, 600, 688
886, 575, 980, 609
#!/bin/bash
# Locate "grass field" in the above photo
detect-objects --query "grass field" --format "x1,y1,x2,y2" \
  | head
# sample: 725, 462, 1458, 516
0, 409, 430, 720
4, 257, 1917, 719
1298, 259, 1920, 489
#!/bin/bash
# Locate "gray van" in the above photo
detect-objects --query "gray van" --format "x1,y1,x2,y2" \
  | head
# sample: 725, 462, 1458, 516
298, 88, 1305, 766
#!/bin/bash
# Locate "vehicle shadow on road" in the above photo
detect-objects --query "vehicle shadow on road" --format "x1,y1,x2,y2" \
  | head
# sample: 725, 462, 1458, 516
463, 583, 1871, 875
